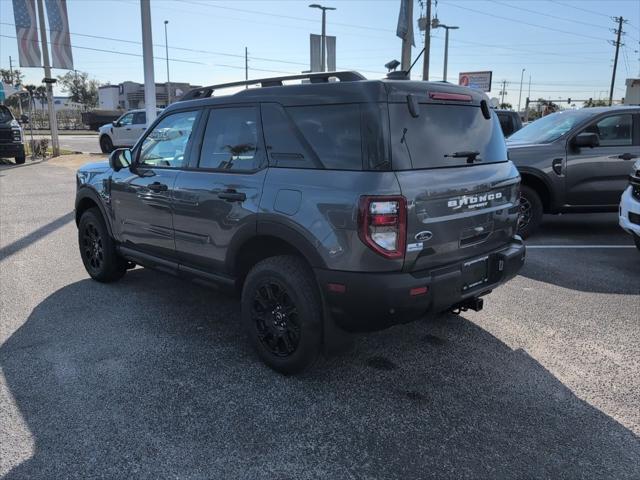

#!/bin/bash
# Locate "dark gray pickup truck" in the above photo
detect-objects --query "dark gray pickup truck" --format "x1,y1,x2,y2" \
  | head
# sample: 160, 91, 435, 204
75, 71, 525, 373
507, 106, 640, 237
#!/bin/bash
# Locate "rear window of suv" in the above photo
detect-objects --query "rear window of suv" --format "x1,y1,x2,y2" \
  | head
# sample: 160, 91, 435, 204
389, 103, 507, 170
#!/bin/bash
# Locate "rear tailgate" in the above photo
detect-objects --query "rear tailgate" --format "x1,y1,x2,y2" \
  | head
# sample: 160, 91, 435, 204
387, 90, 520, 271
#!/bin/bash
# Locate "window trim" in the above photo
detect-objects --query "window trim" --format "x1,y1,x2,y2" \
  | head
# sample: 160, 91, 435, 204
569, 112, 638, 149
188, 103, 267, 174
132, 108, 203, 171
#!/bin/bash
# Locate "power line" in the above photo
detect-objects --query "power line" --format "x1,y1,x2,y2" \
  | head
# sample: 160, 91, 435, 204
489, 0, 610, 31
441, 0, 610, 42
547, 0, 611, 19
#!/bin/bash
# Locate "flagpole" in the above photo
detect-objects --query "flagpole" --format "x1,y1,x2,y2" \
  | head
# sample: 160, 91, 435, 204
36, 0, 60, 157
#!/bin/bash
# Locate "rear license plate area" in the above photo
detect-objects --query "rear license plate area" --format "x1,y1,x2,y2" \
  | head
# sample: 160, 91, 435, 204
462, 255, 489, 292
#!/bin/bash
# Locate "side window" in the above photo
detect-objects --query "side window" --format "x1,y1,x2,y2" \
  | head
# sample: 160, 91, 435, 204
199, 107, 261, 171
584, 114, 633, 147
132, 112, 146, 125
118, 113, 133, 126
287, 105, 363, 170
138, 110, 198, 168
498, 113, 514, 137
261, 104, 317, 169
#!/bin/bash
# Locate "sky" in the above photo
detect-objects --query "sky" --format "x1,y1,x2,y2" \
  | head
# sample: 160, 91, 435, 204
1, 0, 639, 108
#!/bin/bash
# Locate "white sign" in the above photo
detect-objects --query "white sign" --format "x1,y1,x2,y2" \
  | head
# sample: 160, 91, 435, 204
458, 71, 492, 92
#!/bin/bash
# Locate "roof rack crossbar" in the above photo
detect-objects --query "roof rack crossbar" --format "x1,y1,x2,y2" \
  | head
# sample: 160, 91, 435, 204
181, 71, 366, 101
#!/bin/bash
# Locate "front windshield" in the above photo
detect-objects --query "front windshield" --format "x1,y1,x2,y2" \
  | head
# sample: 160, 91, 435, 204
0, 106, 14, 123
508, 110, 594, 144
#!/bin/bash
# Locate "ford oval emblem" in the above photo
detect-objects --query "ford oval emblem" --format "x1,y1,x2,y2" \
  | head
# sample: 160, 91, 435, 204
415, 231, 433, 242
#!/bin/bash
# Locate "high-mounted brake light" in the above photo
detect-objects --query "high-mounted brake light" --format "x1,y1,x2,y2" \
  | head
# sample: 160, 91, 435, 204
358, 196, 407, 259
429, 92, 472, 102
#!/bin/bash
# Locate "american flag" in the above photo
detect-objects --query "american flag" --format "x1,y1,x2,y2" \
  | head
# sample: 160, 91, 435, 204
45, 0, 73, 70
12, 0, 42, 67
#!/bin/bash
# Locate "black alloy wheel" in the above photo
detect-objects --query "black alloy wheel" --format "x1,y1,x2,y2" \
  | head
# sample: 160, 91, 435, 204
251, 280, 301, 357
82, 221, 104, 273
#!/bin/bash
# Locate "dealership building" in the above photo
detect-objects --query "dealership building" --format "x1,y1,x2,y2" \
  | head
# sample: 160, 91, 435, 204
98, 81, 201, 110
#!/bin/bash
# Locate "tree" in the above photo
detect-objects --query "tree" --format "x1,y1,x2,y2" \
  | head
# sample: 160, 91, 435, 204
583, 98, 608, 108
0, 68, 24, 85
57, 71, 99, 109
499, 102, 513, 110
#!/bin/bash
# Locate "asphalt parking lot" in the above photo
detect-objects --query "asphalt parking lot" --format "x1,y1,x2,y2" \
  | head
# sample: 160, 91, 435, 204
1, 160, 639, 479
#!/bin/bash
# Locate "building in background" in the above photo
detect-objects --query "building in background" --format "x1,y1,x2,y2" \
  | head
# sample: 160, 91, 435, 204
624, 78, 640, 105
98, 81, 201, 110
52, 96, 83, 112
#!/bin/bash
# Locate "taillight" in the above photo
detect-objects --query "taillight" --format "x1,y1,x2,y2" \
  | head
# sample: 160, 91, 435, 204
429, 91, 472, 102
358, 196, 407, 259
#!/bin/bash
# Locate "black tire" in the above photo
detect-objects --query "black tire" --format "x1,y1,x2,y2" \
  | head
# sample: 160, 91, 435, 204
634, 234, 640, 251
15, 152, 26, 164
241, 255, 323, 374
78, 207, 126, 282
518, 185, 543, 239
99, 135, 114, 154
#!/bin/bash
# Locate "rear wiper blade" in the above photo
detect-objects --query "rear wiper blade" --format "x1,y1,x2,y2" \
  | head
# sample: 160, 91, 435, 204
444, 151, 481, 163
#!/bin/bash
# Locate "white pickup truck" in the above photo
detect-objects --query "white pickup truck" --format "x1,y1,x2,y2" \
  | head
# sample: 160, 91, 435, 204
619, 159, 640, 251
98, 108, 162, 153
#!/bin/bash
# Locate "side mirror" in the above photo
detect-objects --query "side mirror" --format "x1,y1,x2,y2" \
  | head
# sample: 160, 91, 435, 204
20, 114, 29, 124
112, 120, 120, 127
574, 132, 600, 149
109, 148, 132, 172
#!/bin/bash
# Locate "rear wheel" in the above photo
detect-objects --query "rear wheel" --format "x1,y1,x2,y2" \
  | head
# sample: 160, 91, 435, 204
99, 135, 113, 154
241, 255, 323, 374
518, 185, 543, 239
78, 207, 126, 282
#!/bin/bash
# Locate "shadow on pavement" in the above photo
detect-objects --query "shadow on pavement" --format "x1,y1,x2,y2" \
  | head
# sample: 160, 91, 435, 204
0, 212, 75, 261
1, 268, 638, 479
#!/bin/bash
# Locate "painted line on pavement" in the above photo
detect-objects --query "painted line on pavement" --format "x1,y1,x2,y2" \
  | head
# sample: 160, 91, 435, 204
527, 245, 635, 249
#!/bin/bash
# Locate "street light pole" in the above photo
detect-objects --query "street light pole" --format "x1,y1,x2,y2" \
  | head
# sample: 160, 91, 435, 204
432, 19, 458, 82
309, 4, 336, 72
164, 20, 171, 105
517, 68, 526, 113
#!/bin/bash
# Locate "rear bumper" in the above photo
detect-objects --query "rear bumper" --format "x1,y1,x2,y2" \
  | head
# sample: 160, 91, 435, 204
315, 237, 526, 332
0, 142, 24, 157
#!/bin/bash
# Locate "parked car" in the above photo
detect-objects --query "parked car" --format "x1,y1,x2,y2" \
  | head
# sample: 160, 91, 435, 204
75, 71, 525, 373
507, 106, 640, 237
98, 108, 162, 153
494, 109, 523, 137
619, 159, 640, 250
0, 105, 25, 164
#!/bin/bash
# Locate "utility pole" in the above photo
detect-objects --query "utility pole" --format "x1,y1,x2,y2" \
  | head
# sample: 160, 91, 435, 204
245, 47, 248, 87
164, 20, 171, 105
422, 0, 431, 81
517, 68, 526, 113
400, 0, 414, 73
141, 0, 157, 126
9, 56, 23, 116
609, 16, 624, 107
309, 4, 335, 73
499, 80, 507, 106
36, 0, 59, 157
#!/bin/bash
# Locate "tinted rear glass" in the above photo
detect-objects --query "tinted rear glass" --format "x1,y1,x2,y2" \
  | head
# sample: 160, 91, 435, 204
389, 104, 507, 170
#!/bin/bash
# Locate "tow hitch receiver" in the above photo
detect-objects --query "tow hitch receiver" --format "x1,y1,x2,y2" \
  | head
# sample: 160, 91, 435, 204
450, 297, 484, 315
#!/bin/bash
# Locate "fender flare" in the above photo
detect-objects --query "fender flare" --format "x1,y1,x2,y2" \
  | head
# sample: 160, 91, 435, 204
75, 186, 115, 238
517, 166, 558, 211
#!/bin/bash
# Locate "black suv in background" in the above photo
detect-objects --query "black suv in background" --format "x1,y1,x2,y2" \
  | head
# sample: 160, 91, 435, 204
495, 109, 523, 138
507, 106, 640, 237
0, 105, 26, 164
75, 71, 525, 373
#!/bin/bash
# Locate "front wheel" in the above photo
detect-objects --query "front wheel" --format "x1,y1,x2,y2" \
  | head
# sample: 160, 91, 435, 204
78, 207, 126, 282
241, 255, 323, 374
15, 152, 26, 164
99, 135, 114, 154
518, 185, 543, 239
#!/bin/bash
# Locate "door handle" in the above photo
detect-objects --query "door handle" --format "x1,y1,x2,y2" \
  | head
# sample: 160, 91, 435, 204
617, 153, 638, 161
218, 189, 246, 202
125, 128, 131, 131
551, 158, 563, 175
148, 182, 168, 192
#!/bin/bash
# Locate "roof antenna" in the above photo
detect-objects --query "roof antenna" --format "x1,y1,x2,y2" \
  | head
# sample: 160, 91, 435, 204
385, 47, 426, 80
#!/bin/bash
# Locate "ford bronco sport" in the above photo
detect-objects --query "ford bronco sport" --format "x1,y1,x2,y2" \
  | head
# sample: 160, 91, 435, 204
75, 71, 525, 374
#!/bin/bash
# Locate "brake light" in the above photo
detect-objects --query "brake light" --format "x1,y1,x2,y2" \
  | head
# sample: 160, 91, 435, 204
429, 92, 472, 102
358, 196, 407, 259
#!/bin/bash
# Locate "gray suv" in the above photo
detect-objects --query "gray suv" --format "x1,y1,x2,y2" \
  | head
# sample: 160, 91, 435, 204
75, 71, 525, 373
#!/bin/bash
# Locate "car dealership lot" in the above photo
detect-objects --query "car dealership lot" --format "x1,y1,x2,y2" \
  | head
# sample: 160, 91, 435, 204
1, 162, 638, 479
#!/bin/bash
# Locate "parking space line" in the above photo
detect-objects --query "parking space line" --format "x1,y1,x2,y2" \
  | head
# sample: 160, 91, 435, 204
527, 245, 635, 249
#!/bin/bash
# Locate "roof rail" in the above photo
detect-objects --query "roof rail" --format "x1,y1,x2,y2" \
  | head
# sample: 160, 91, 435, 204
180, 71, 366, 101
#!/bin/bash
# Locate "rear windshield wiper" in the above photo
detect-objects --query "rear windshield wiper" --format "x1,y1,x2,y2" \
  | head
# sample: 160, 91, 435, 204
444, 151, 481, 164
